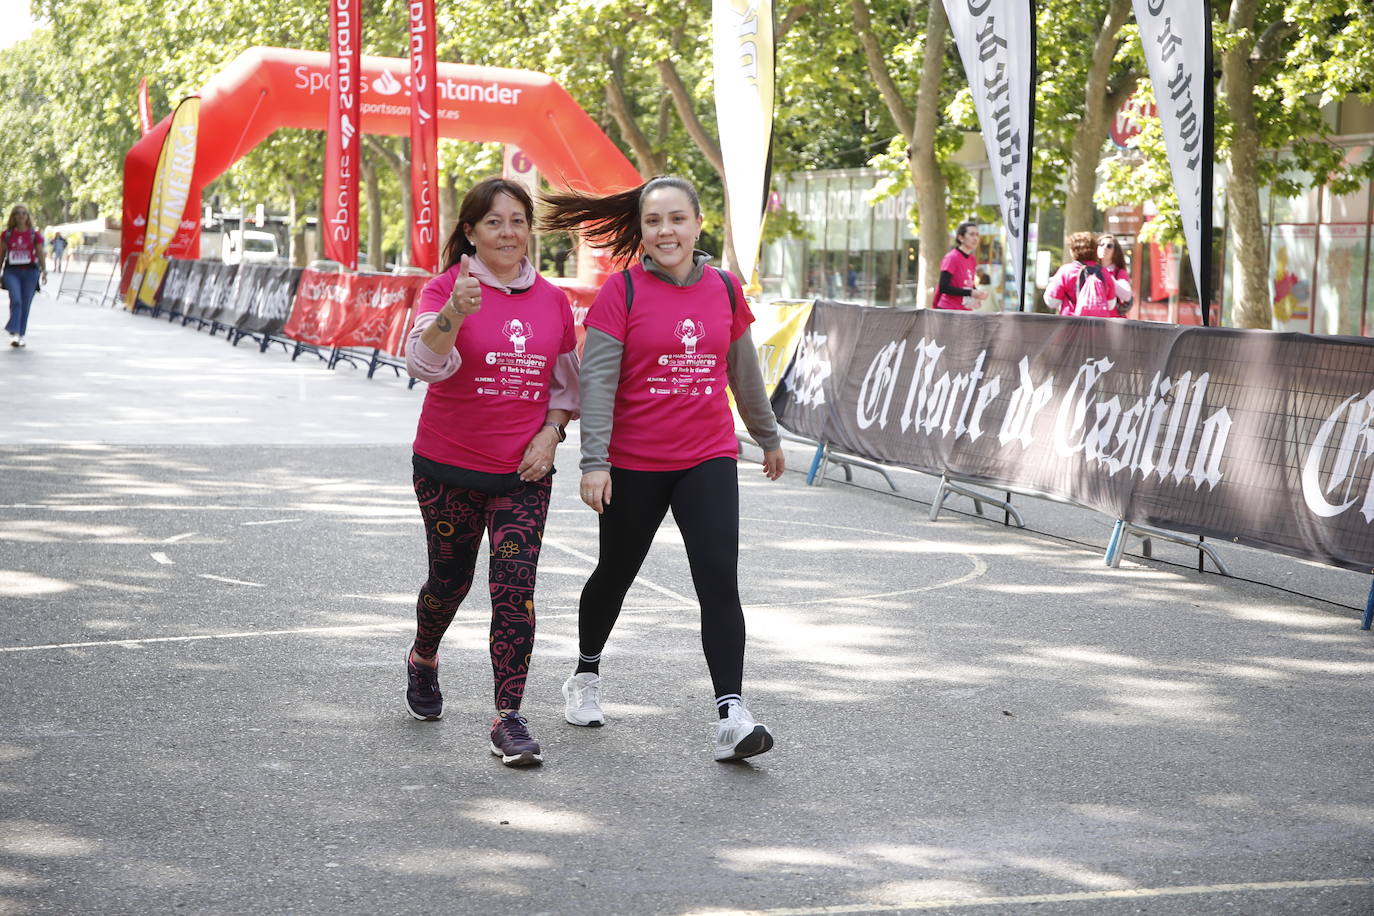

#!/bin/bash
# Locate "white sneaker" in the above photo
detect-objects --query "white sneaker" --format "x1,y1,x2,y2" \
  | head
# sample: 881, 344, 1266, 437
13, 337, 25, 348
8, 335, 18, 348
562, 672, 604, 726
714, 702, 774, 761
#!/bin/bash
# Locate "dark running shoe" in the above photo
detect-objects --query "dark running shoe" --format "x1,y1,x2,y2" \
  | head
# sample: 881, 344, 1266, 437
490, 711, 543, 767
405, 651, 443, 721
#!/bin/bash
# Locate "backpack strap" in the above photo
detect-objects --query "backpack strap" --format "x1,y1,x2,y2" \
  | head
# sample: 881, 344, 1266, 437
713, 266, 737, 314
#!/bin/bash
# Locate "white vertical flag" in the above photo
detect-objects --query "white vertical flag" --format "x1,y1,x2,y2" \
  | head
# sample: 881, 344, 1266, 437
1132, 0, 1215, 320
942, 0, 1035, 311
713, 0, 774, 285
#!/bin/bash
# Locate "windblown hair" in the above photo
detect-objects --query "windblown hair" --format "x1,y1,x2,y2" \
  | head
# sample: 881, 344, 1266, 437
439, 178, 535, 273
1097, 233, 1128, 271
1067, 231, 1099, 262
538, 176, 701, 266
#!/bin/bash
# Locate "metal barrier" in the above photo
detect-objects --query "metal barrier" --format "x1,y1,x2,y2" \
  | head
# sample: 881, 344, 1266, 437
55, 248, 127, 306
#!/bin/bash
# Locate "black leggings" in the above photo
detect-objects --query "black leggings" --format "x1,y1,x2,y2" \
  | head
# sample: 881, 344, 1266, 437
578, 457, 745, 699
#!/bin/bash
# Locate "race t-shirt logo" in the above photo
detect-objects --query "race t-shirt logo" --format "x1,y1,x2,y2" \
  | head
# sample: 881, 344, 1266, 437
502, 318, 533, 354
675, 317, 705, 355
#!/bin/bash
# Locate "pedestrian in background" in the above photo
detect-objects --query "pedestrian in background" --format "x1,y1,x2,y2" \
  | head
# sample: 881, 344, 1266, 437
50, 232, 68, 273
403, 177, 580, 768
932, 221, 989, 311
1044, 230, 1131, 318
1095, 233, 1133, 316
540, 174, 785, 763
2, 205, 46, 348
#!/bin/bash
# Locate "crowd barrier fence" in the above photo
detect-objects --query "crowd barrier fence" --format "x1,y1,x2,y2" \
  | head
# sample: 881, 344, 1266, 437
69, 261, 1373, 625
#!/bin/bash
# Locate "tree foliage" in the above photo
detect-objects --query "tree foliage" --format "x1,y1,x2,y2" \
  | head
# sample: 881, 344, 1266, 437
2, 0, 1371, 316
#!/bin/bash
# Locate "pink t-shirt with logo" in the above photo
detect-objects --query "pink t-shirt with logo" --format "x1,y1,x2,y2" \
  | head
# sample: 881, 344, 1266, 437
933, 247, 977, 310
2, 229, 43, 266
585, 265, 752, 472
412, 269, 578, 472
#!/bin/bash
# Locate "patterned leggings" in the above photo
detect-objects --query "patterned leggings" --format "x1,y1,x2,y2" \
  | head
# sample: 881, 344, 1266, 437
412, 473, 551, 711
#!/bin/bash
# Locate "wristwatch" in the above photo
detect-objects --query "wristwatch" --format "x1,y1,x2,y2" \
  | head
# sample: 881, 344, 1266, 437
544, 421, 566, 442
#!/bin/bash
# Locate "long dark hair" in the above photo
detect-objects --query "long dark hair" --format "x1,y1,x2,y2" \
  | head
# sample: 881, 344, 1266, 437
539, 176, 701, 266
1097, 233, 1127, 271
439, 178, 535, 273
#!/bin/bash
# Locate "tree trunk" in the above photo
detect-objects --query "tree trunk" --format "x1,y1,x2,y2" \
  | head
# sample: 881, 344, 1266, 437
1221, 0, 1270, 328
853, 0, 948, 306
440, 174, 458, 258
366, 136, 413, 268
361, 155, 384, 271
911, 0, 949, 308
605, 50, 660, 178
1062, 0, 1134, 250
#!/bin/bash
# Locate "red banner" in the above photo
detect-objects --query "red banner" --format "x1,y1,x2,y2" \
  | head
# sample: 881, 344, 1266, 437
334, 274, 426, 352
282, 269, 424, 355
408, 0, 439, 272
137, 78, 153, 135
324, 0, 361, 269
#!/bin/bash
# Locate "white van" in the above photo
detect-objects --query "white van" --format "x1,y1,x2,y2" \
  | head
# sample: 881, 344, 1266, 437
222, 230, 280, 265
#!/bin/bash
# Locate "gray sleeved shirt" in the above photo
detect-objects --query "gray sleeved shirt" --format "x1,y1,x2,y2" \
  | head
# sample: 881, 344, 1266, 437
579, 253, 782, 473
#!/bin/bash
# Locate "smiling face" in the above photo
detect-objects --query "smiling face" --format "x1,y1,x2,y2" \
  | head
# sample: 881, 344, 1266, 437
640, 186, 703, 281
8, 207, 31, 231
464, 192, 530, 279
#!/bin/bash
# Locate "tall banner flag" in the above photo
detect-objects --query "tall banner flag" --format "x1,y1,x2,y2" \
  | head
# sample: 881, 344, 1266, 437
943, 0, 1035, 311
137, 78, 153, 135
408, 0, 439, 273
712, 0, 774, 287
324, 0, 361, 270
1132, 0, 1215, 325
125, 96, 200, 309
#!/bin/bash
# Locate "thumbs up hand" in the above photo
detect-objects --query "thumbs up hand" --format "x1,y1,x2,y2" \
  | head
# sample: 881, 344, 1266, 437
448, 254, 482, 316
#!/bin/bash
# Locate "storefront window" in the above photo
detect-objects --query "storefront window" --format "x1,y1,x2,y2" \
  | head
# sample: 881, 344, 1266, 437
1270, 224, 1317, 331
1314, 224, 1369, 336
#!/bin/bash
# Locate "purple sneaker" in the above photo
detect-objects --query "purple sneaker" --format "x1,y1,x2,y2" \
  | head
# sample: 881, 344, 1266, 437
405, 651, 443, 721
490, 711, 543, 767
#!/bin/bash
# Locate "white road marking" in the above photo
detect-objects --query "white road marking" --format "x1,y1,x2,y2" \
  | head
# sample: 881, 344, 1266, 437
149, 552, 173, 565
162, 532, 197, 543
240, 518, 300, 526
0, 621, 415, 653
197, 574, 264, 587
676, 877, 1374, 916
543, 536, 694, 605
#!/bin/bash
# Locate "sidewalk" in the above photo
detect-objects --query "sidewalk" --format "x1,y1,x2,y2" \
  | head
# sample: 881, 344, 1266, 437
1, 292, 1371, 915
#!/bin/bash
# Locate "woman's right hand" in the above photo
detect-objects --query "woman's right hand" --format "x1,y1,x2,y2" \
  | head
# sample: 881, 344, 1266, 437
580, 470, 612, 514
447, 254, 482, 316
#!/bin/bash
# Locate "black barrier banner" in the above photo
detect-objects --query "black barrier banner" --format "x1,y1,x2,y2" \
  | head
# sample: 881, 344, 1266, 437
157, 259, 197, 314
234, 264, 303, 336
198, 263, 240, 323
773, 302, 1374, 573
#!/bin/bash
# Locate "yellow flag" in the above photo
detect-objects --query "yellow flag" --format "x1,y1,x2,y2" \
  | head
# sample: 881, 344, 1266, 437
127, 97, 200, 309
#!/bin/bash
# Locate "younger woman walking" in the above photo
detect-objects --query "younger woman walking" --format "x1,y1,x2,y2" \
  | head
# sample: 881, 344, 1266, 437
540, 175, 784, 762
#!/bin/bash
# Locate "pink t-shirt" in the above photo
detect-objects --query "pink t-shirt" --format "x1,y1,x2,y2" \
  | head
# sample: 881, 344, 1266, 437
412, 268, 578, 472
933, 247, 977, 310
585, 265, 752, 472
1047, 261, 1130, 316
2, 229, 43, 266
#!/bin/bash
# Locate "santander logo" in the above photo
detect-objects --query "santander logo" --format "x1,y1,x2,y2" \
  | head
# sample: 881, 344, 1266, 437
370, 70, 404, 96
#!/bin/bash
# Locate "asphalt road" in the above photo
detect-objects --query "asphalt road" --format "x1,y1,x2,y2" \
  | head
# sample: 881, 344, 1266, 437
1, 290, 1371, 915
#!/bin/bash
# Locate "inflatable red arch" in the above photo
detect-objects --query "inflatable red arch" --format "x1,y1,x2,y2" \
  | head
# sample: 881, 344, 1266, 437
121, 46, 642, 287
